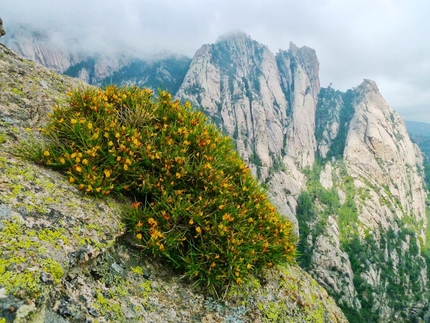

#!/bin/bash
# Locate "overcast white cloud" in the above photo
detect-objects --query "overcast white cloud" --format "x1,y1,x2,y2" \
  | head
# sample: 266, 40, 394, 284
2, 0, 430, 122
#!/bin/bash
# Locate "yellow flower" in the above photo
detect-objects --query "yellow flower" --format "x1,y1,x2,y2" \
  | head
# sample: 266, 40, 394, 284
75, 165, 83, 173
123, 164, 129, 171
136, 233, 142, 240
247, 264, 252, 269
148, 218, 157, 227
43, 150, 50, 157
176, 173, 181, 179
195, 227, 202, 234
70, 118, 77, 124
108, 141, 114, 146
189, 219, 194, 225
159, 244, 165, 251
69, 176, 75, 183
236, 278, 242, 284
104, 169, 111, 178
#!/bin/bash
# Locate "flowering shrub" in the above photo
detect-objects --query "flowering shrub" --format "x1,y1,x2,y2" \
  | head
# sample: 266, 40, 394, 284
33, 85, 297, 294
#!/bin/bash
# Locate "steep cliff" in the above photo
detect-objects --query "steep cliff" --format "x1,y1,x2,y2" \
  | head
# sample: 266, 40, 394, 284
299, 80, 430, 322
4, 23, 190, 93
4, 23, 82, 73
0, 43, 347, 322
176, 32, 320, 221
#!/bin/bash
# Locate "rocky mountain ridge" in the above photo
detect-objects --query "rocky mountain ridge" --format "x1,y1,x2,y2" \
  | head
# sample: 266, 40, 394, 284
175, 32, 430, 322
3, 23, 191, 94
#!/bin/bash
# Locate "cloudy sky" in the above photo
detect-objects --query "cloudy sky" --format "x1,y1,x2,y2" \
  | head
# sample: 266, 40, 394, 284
3, 0, 430, 122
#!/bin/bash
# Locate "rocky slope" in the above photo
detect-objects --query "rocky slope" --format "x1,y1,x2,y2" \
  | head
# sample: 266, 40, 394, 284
175, 33, 430, 322
0, 43, 348, 322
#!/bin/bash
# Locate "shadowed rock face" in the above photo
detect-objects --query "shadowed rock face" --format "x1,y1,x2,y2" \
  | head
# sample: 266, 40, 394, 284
0, 18, 5, 37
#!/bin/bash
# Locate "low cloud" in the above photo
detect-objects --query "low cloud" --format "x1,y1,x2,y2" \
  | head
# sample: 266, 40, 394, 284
2, 0, 429, 121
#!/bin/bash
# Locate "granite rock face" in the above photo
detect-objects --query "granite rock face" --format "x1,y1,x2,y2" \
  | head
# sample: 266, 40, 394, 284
304, 80, 430, 322
176, 33, 320, 222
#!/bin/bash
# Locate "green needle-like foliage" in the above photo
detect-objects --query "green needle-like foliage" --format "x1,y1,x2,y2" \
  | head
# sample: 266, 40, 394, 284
32, 85, 297, 294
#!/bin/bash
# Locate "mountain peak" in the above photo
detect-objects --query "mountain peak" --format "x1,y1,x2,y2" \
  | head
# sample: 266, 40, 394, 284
215, 30, 250, 43
360, 78, 379, 93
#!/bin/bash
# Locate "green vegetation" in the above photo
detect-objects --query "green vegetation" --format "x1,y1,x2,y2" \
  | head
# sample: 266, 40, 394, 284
296, 161, 428, 323
316, 88, 356, 159
26, 85, 296, 295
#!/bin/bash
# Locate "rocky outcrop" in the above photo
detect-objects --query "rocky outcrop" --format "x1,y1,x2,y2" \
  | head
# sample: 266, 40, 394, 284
345, 80, 426, 232
176, 33, 320, 221
0, 43, 348, 322
276, 42, 320, 169
301, 80, 430, 322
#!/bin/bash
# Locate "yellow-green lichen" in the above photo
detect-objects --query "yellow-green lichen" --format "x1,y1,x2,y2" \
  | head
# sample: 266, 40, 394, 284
258, 301, 283, 322
0, 157, 61, 214
0, 132, 6, 144
11, 87, 25, 97
37, 227, 70, 248
94, 291, 125, 321
0, 218, 65, 298
42, 258, 64, 283
139, 280, 152, 300
130, 266, 144, 275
